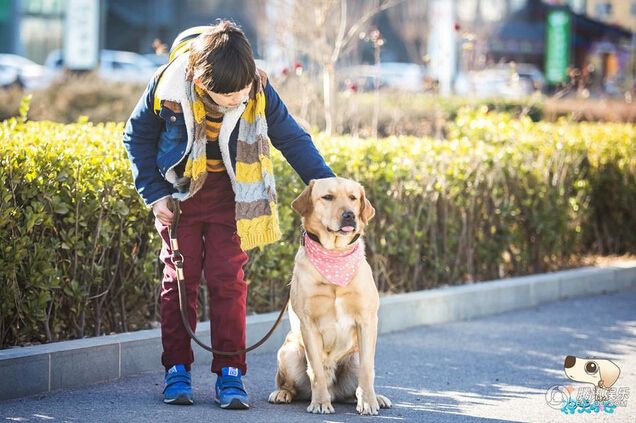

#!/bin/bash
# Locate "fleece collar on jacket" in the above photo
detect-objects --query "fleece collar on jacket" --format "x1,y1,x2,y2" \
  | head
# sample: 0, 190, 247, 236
154, 53, 245, 196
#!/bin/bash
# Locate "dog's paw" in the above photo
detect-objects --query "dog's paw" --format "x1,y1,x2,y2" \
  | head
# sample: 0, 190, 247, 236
377, 394, 392, 409
307, 401, 334, 414
268, 389, 293, 404
356, 387, 380, 415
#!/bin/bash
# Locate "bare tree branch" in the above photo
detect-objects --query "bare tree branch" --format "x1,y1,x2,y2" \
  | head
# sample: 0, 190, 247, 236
258, 0, 405, 134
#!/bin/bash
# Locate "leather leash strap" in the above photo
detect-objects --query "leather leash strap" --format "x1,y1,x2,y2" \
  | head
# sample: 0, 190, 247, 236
168, 199, 290, 356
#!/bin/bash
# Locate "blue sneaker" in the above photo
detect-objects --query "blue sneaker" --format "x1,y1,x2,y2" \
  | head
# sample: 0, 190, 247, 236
163, 365, 194, 405
215, 367, 249, 409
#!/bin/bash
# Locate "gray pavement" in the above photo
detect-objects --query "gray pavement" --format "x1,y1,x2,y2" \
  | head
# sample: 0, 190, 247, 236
1, 290, 635, 423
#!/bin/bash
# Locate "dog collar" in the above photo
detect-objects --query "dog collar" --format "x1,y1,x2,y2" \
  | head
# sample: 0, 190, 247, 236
303, 232, 363, 287
303, 229, 361, 247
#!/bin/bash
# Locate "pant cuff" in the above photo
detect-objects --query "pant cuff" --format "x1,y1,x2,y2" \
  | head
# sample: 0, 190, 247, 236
162, 349, 194, 369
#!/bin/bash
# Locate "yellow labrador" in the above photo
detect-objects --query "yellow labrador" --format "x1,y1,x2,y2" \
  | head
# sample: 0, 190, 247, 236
268, 177, 391, 415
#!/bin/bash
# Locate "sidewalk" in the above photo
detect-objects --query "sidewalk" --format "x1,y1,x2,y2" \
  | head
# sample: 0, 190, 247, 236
2, 263, 636, 422
1, 289, 635, 422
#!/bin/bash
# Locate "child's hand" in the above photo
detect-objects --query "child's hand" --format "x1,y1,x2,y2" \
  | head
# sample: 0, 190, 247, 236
152, 197, 174, 226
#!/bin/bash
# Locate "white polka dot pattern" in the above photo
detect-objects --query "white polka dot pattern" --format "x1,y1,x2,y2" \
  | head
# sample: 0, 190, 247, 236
304, 233, 362, 287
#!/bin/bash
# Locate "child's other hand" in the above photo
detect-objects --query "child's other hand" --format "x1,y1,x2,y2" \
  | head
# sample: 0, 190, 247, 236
152, 197, 174, 226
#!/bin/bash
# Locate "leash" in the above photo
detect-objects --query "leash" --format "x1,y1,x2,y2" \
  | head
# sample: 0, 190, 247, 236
168, 199, 290, 356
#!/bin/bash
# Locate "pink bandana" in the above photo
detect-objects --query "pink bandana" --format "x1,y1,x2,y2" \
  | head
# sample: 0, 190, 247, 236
304, 233, 363, 287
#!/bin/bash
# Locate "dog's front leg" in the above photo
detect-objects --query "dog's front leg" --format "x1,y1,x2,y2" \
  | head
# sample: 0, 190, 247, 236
355, 315, 390, 415
300, 321, 334, 414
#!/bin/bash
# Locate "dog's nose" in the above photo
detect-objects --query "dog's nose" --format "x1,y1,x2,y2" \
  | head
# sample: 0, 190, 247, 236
564, 356, 576, 369
342, 210, 355, 221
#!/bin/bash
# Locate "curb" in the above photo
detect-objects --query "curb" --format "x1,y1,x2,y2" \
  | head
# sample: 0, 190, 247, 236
1, 261, 635, 401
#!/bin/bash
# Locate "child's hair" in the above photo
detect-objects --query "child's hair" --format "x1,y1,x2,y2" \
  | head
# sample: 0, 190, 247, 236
186, 20, 256, 94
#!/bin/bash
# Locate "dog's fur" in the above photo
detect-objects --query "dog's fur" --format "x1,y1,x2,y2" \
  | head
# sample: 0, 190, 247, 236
268, 177, 391, 415
564, 356, 621, 402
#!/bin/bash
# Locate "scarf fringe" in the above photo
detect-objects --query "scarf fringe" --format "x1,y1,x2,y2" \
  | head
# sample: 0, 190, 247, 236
238, 223, 282, 251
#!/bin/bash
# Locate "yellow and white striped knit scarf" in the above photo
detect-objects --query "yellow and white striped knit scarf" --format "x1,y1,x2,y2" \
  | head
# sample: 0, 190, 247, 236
181, 75, 281, 251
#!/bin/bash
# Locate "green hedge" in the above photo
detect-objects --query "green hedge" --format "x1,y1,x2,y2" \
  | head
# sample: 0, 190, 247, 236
2, 102, 635, 348
1, 100, 160, 348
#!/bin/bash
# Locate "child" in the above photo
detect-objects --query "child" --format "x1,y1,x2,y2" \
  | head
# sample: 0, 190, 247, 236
122, 20, 334, 409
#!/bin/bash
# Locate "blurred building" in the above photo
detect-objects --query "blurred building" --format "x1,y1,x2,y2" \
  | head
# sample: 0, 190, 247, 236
585, 0, 636, 31
105, 0, 260, 57
0, 0, 64, 63
0, 0, 262, 64
1, 0, 634, 94
455, 0, 633, 93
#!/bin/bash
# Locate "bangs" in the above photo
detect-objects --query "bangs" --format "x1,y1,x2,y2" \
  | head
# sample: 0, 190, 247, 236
205, 53, 255, 94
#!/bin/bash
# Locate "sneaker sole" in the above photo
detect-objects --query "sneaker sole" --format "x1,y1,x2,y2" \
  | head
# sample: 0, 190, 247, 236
216, 397, 249, 409
164, 394, 194, 405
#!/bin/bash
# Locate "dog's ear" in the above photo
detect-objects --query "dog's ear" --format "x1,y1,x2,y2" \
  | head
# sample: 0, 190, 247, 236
359, 185, 375, 224
292, 180, 315, 217
599, 360, 621, 388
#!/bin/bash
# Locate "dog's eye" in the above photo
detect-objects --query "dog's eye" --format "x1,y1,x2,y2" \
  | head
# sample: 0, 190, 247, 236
349, 195, 357, 201
322, 195, 334, 201
585, 361, 598, 375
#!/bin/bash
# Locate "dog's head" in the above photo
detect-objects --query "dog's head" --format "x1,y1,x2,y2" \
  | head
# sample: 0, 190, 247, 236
564, 356, 621, 388
292, 177, 375, 250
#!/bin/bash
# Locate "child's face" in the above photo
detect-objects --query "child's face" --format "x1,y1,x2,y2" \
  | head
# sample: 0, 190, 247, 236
196, 80, 252, 108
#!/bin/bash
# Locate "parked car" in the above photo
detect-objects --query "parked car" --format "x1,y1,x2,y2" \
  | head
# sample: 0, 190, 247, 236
377, 62, 429, 92
143, 53, 169, 67
513, 63, 545, 91
0, 64, 19, 88
454, 63, 544, 97
338, 62, 428, 92
0, 53, 46, 90
44, 49, 159, 85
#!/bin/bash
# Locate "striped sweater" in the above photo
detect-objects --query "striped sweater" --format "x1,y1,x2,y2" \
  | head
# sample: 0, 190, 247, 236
201, 95, 225, 172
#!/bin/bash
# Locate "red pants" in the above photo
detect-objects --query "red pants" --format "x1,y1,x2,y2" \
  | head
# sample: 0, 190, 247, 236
156, 171, 248, 375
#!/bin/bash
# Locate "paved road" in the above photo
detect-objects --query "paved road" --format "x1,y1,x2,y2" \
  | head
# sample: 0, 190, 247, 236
1, 291, 635, 423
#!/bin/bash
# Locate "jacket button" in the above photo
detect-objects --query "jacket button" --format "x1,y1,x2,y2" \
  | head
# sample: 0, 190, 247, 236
170, 116, 176, 122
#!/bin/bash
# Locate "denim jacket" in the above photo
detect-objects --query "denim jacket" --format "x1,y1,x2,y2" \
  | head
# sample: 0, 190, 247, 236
122, 57, 334, 207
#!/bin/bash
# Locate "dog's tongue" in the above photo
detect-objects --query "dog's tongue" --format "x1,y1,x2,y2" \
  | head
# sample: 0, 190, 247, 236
341, 226, 355, 232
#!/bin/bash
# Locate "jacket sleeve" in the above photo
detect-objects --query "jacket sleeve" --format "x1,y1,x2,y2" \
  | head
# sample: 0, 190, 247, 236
263, 77, 335, 184
121, 77, 174, 206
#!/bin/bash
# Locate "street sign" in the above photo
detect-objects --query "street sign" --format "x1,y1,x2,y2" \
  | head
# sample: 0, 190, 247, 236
64, 0, 100, 70
544, 9, 571, 84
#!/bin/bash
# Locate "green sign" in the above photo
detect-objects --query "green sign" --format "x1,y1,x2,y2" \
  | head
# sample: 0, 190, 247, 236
0, 0, 11, 22
545, 9, 571, 84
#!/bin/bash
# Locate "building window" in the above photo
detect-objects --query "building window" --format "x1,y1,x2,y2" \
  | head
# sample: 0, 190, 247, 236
594, 2, 612, 21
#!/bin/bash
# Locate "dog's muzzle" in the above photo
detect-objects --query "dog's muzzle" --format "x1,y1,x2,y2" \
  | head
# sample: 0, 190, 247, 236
339, 210, 357, 232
